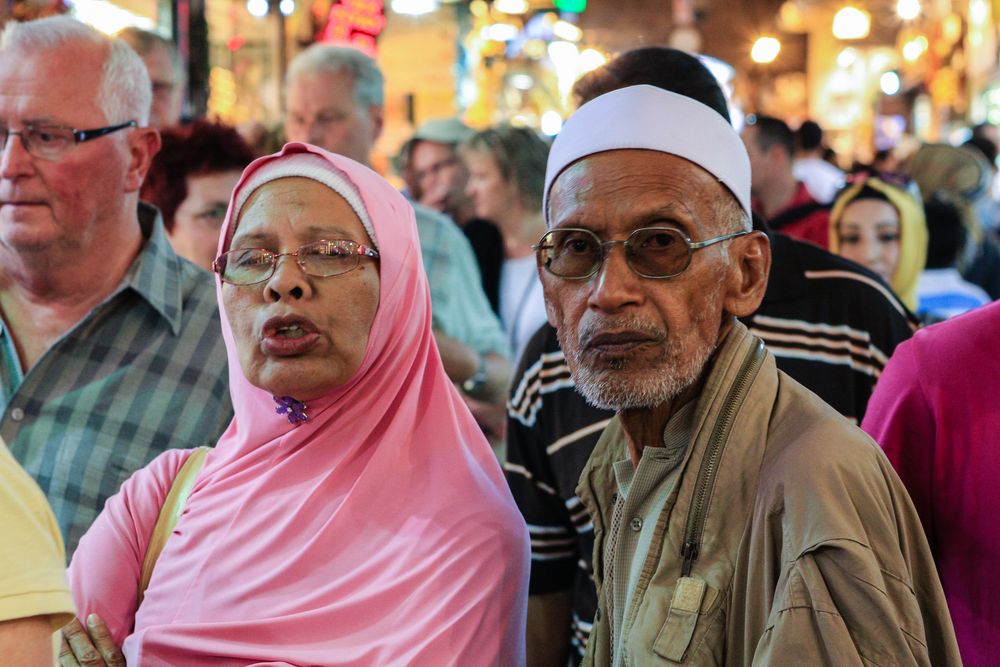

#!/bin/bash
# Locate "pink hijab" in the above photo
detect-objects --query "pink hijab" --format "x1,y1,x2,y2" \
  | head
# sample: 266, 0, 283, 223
69, 143, 529, 665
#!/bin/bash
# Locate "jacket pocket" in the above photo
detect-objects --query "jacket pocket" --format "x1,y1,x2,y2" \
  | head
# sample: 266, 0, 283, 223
651, 576, 719, 662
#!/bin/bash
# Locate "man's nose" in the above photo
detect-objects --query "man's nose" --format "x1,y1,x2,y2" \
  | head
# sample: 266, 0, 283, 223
0, 132, 35, 179
588, 244, 642, 313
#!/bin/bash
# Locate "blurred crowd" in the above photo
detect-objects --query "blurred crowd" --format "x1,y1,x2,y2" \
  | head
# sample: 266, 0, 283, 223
1, 13, 998, 667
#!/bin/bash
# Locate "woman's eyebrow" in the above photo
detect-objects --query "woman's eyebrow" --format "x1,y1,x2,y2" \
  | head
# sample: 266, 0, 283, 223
230, 231, 274, 247
303, 224, 357, 238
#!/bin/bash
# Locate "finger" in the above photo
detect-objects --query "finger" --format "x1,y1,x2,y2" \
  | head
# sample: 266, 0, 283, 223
62, 617, 104, 666
87, 614, 125, 667
58, 630, 82, 667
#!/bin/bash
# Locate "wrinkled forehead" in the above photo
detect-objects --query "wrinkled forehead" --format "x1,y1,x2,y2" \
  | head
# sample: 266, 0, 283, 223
547, 149, 734, 232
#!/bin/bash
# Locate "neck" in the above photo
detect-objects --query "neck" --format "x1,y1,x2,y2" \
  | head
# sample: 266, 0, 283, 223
618, 318, 735, 467
758, 173, 799, 219
501, 208, 546, 259
0, 219, 143, 370
618, 381, 701, 468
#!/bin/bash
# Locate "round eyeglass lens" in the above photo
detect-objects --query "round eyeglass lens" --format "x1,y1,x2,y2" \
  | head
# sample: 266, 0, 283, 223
627, 228, 692, 278
299, 240, 359, 277
540, 229, 602, 278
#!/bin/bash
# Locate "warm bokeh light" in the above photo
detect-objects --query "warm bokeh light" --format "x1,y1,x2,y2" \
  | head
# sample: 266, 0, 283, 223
494, 0, 529, 15
896, 0, 920, 21
880, 71, 901, 95
837, 47, 858, 67
390, 0, 438, 15
902, 35, 928, 61
541, 110, 563, 136
579, 48, 607, 72
832, 6, 870, 40
552, 20, 583, 42
750, 36, 781, 64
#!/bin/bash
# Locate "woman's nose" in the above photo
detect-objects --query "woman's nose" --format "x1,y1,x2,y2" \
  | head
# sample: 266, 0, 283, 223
265, 255, 313, 301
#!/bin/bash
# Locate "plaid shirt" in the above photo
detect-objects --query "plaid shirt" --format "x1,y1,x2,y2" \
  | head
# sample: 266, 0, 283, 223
1, 204, 232, 555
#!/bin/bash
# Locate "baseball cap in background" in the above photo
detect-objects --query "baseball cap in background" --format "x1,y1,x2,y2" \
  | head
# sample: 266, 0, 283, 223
411, 118, 475, 145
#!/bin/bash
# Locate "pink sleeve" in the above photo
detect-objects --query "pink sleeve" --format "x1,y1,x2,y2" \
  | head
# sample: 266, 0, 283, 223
67, 448, 193, 647
861, 340, 937, 549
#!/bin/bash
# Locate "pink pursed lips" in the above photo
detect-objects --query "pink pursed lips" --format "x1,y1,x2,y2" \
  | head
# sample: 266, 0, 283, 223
260, 314, 321, 357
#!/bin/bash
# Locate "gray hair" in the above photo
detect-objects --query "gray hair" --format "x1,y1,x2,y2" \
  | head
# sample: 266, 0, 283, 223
0, 16, 151, 126
117, 26, 184, 83
286, 43, 384, 109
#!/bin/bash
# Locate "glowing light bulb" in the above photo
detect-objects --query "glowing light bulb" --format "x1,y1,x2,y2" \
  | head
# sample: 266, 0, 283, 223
751, 37, 781, 64
832, 6, 870, 40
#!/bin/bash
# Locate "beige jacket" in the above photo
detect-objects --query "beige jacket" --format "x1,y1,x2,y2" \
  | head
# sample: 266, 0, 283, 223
578, 321, 960, 666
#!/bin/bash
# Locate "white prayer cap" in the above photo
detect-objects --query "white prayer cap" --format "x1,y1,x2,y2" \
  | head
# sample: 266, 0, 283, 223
543, 84, 752, 225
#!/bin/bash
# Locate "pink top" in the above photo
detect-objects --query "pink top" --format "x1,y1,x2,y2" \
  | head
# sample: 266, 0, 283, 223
863, 300, 1000, 667
69, 143, 529, 666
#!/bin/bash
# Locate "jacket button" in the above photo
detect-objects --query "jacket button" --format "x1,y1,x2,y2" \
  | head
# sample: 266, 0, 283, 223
9, 407, 25, 422
630, 517, 643, 531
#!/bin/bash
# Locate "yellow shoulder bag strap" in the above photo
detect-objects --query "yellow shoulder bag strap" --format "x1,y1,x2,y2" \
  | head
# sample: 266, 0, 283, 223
137, 446, 211, 605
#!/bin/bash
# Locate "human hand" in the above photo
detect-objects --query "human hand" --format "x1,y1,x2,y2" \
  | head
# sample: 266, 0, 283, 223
59, 614, 124, 667
464, 393, 508, 444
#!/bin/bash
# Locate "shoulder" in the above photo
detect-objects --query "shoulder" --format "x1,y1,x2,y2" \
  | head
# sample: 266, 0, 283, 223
0, 444, 65, 557
762, 373, 889, 495
412, 203, 462, 239
110, 447, 201, 519
779, 234, 917, 326
0, 445, 75, 626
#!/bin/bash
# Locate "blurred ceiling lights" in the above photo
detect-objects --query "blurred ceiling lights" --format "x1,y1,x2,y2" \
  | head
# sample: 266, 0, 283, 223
896, 0, 920, 20
832, 6, 870, 40
390, 0, 439, 15
751, 36, 782, 63
494, 0, 529, 14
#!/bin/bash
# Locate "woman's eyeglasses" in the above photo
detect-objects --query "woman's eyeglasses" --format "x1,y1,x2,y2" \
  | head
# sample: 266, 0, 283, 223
213, 239, 379, 286
533, 226, 750, 280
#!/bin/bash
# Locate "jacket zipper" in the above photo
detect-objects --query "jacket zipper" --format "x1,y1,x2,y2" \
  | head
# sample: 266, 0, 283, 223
681, 339, 765, 576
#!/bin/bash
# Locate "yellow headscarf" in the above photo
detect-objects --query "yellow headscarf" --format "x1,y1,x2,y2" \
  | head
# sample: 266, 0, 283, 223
829, 176, 927, 311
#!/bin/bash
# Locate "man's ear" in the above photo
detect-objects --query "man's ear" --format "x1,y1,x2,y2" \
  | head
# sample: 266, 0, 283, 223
123, 126, 161, 193
723, 230, 771, 318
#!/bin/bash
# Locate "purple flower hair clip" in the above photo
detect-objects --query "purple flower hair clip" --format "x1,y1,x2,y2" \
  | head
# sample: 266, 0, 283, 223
273, 396, 308, 424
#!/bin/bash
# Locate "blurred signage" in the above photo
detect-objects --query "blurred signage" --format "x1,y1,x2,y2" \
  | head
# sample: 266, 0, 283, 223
553, 0, 586, 12
320, 0, 386, 54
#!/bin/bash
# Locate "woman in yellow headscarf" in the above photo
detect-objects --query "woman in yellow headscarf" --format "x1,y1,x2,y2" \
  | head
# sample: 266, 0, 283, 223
830, 175, 928, 311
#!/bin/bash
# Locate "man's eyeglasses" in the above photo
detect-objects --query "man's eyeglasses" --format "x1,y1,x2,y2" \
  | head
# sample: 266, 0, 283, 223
413, 157, 459, 184
534, 226, 751, 280
0, 121, 138, 161
213, 239, 380, 286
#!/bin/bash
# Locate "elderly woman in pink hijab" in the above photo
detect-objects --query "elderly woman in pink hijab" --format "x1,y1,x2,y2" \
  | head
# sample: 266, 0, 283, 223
59, 143, 529, 666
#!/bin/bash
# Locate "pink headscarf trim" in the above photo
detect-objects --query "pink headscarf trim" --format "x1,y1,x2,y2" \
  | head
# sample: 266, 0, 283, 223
72, 143, 528, 665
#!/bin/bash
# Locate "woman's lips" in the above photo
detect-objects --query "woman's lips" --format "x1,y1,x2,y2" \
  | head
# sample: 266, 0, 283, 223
260, 315, 320, 357
261, 332, 320, 357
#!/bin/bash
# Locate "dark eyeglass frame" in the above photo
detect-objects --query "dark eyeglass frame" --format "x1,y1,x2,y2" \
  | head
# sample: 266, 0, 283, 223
213, 239, 380, 286
533, 226, 752, 280
413, 156, 460, 184
0, 120, 139, 160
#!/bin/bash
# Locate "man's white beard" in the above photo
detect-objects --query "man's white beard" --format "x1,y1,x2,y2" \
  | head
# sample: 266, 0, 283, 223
566, 329, 716, 411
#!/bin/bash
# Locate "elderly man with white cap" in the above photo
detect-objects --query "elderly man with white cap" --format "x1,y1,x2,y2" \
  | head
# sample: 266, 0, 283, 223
537, 85, 960, 665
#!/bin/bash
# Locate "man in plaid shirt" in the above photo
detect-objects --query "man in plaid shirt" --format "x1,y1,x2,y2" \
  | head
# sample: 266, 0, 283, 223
0, 17, 232, 555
